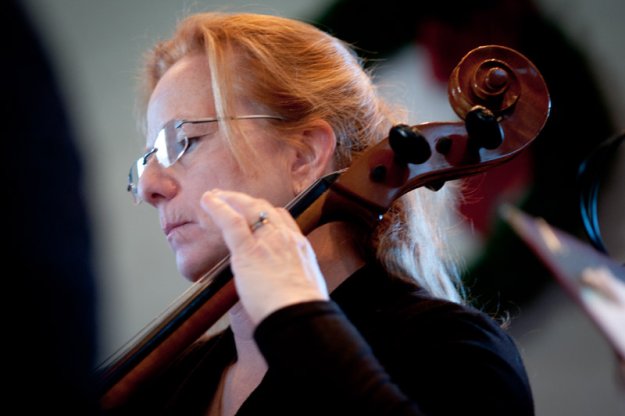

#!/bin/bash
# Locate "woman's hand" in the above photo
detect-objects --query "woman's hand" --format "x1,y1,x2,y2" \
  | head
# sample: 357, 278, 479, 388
201, 189, 329, 325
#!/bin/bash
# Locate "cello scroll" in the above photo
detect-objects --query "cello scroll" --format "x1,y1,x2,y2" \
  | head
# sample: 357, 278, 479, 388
320, 45, 550, 229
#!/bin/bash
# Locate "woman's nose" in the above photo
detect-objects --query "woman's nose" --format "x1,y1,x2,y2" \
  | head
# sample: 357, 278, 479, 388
137, 160, 178, 206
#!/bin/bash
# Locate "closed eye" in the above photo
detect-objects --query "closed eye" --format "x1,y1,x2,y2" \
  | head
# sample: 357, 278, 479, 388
184, 135, 205, 153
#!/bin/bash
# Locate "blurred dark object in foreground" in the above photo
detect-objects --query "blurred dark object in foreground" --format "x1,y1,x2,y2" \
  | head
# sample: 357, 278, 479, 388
3, 0, 99, 413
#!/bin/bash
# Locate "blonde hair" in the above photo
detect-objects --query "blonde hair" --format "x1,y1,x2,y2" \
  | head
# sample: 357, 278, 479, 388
140, 12, 464, 303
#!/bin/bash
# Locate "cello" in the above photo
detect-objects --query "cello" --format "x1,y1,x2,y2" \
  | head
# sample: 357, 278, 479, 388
97, 44, 551, 410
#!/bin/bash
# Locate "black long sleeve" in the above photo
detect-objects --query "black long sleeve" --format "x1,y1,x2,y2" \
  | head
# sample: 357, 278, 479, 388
253, 266, 533, 415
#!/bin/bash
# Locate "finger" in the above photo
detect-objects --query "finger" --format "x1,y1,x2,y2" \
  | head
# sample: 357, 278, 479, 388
200, 190, 254, 250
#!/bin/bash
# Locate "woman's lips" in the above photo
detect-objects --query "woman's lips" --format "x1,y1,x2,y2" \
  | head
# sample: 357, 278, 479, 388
163, 221, 190, 238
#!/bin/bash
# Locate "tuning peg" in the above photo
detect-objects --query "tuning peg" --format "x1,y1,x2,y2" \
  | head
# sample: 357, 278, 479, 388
388, 124, 432, 164
465, 105, 504, 150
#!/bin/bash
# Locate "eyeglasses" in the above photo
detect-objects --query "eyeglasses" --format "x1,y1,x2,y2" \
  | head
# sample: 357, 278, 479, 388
127, 115, 284, 204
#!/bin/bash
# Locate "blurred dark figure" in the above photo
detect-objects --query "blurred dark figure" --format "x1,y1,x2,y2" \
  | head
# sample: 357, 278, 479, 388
314, 0, 616, 316
3, 0, 99, 413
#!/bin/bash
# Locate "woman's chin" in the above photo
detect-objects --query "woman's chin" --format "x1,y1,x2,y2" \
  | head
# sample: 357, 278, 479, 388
177, 258, 208, 282
176, 248, 228, 283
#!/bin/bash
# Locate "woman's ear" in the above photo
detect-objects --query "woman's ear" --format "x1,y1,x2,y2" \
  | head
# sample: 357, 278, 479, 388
289, 119, 336, 195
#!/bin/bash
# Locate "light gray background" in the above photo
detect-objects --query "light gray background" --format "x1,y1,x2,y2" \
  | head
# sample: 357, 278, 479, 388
22, 0, 625, 414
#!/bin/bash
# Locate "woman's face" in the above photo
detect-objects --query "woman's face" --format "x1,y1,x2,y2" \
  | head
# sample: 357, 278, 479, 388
140, 54, 297, 281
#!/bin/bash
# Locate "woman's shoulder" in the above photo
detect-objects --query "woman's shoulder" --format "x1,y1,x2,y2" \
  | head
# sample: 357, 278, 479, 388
332, 263, 534, 415
333, 262, 523, 359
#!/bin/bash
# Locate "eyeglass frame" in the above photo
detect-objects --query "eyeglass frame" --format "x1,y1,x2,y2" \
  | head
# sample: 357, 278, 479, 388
127, 114, 285, 204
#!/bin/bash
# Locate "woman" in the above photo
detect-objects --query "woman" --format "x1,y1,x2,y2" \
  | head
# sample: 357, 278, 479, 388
119, 12, 534, 415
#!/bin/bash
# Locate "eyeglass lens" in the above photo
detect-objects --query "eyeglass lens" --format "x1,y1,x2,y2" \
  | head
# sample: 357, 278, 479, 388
128, 120, 188, 202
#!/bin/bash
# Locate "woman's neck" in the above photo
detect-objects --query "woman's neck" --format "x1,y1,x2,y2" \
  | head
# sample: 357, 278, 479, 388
228, 303, 265, 366
219, 304, 267, 416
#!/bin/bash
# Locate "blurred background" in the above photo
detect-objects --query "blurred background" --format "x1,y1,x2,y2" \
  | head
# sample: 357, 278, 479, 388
19, 0, 624, 414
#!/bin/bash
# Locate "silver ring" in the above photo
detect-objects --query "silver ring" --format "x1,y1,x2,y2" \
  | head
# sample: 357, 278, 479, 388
250, 211, 269, 232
